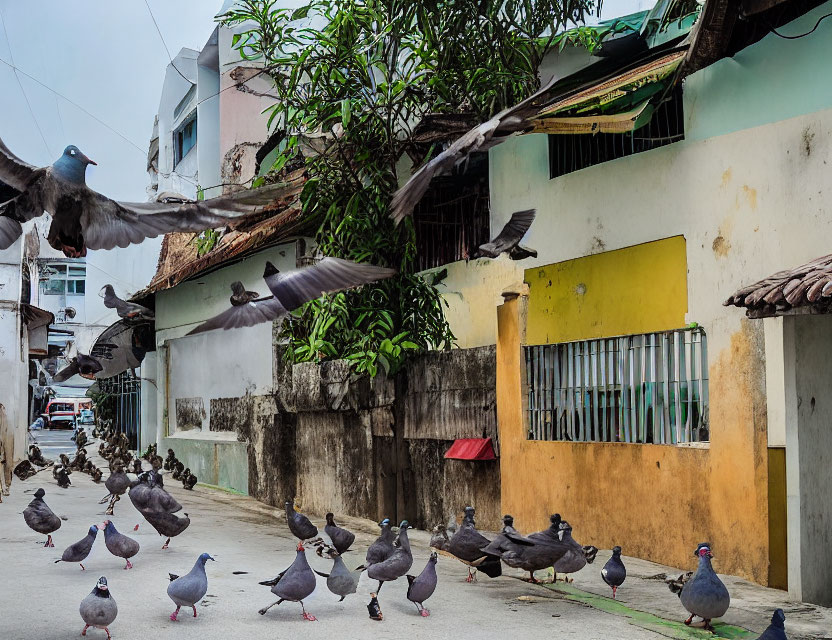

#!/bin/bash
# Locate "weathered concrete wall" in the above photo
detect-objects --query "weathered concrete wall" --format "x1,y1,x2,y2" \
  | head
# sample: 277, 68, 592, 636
243, 346, 501, 530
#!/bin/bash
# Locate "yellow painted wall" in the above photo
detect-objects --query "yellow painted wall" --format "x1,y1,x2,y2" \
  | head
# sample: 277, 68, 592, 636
525, 236, 688, 345
497, 294, 771, 584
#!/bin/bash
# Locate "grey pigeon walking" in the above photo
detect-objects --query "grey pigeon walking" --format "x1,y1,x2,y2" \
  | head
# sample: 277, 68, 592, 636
187, 258, 396, 334
442, 506, 501, 581
480, 514, 535, 556
367, 520, 413, 593
365, 518, 395, 568
143, 510, 191, 550
258, 541, 319, 620
679, 543, 730, 632
284, 501, 318, 541
101, 520, 140, 569
79, 576, 117, 640
56, 525, 98, 570
552, 520, 598, 582
314, 547, 362, 601
407, 552, 438, 617
498, 514, 570, 583
601, 546, 626, 599
167, 552, 215, 621
477, 209, 537, 259
100, 284, 154, 322
324, 513, 355, 554
757, 609, 788, 640
100, 465, 130, 515
23, 487, 61, 547
0, 139, 295, 257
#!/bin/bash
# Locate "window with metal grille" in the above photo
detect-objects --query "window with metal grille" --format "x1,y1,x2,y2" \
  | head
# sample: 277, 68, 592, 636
523, 327, 709, 444
548, 85, 684, 180
174, 112, 197, 167
412, 153, 490, 272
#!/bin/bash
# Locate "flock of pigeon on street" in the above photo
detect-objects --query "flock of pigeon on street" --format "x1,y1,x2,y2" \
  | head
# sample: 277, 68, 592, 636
21, 437, 790, 639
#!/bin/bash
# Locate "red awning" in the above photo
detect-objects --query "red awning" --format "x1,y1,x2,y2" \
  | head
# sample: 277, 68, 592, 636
444, 438, 496, 461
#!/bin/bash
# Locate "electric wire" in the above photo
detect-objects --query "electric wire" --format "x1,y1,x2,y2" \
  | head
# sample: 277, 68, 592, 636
143, 0, 195, 85
762, 10, 832, 39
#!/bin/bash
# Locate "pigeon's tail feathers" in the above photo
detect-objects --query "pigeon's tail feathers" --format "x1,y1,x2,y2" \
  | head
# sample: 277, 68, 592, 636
313, 570, 329, 578
477, 555, 503, 578
583, 545, 599, 564
406, 574, 416, 585
54, 559, 62, 564
259, 577, 280, 587
0, 215, 22, 250
168, 573, 179, 582
354, 564, 366, 571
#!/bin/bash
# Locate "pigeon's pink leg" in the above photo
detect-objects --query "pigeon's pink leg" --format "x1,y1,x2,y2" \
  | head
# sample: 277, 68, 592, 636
170, 606, 181, 621
465, 568, 474, 583
81, 624, 89, 636
46, 535, 54, 547
133, 524, 139, 531
162, 538, 170, 550
420, 608, 430, 617
80, 563, 85, 571
124, 559, 133, 570
612, 586, 617, 599
684, 614, 694, 626
300, 601, 317, 621
104, 627, 111, 640
192, 606, 197, 618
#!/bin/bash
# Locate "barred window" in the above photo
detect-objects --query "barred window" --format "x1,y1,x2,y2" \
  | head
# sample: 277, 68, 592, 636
524, 327, 708, 444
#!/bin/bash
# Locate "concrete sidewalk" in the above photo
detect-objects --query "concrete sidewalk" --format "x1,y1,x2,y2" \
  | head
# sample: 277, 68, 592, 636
1, 444, 830, 639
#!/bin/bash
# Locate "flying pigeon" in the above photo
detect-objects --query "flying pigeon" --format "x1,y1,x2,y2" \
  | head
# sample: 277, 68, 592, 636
79, 576, 117, 640
552, 520, 597, 582
89, 319, 154, 380
364, 518, 395, 569
101, 520, 140, 570
167, 552, 215, 621
259, 541, 318, 621
406, 551, 438, 617
324, 513, 355, 554
186, 258, 396, 334
366, 521, 413, 593
756, 609, 788, 640
440, 506, 501, 582
601, 546, 626, 599
679, 543, 730, 633
23, 487, 61, 547
56, 525, 99, 571
100, 285, 154, 322
0, 139, 294, 257
284, 501, 318, 541
230, 281, 260, 305
313, 546, 362, 601
477, 209, 537, 259
53, 353, 103, 382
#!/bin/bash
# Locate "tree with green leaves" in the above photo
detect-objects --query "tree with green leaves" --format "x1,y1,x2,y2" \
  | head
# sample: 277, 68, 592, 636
220, 0, 601, 376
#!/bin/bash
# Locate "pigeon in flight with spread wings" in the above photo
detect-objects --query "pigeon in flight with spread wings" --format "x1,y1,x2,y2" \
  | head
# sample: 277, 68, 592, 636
0, 138, 291, 257
477, 209, 537, 260
187, 257, 396, 335
100, 285, 154, 322
53, 353, 104, 382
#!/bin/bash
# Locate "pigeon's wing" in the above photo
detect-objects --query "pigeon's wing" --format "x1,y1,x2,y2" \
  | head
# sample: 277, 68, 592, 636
0, 171, 50, 249
186, 296, 287, 335
484, 209, 536, 254
79, 182, 293, 251
52, 359, 79, 382
90, 320, 150, 378
503, 531, 536, 546
266, 257, 396, 311
0, 137, 38, 191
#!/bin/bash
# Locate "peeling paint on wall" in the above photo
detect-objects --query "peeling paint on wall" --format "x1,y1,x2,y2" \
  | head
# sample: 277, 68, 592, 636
175, 397, 206, 431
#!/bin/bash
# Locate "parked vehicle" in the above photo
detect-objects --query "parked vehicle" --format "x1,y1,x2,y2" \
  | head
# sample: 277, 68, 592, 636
77, 409, 95, 426
42, 398, 91, 429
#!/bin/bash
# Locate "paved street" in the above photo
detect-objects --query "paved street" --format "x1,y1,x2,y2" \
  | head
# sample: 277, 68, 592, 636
29, 428, 78, 460
0, 451, 671, 640
2, 445, 830, 640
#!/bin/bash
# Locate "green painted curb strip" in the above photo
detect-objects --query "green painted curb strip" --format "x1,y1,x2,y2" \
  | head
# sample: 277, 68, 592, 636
541, 582, 756, 640
195, 482, 246, 496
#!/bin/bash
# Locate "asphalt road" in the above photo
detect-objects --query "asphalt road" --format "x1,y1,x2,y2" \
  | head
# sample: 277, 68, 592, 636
29, 428, 78, 460
0, 452, 670, 640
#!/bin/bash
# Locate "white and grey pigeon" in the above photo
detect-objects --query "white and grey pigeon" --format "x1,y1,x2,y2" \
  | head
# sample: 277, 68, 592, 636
79, 576, 117, 640
406, 551, 438, 617
0, 138, 292, 257
477, 209, 537, 260
100, 285, 154, 322
679, 543, 730, 633
756, 609, 788, 640
167, 552, 215, 621
601, 546, 626, 599
187, 258, 396, 334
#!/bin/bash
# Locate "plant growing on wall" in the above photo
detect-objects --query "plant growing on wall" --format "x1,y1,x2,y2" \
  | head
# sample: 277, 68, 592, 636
221, 0, 600, 376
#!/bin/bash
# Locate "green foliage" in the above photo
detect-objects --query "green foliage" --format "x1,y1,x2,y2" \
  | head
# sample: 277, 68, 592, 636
220, 0, 598, 375
192, 229, 221, 257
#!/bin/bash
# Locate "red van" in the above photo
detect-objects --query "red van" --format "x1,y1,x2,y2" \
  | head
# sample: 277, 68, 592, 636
42, 397, 91, 429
